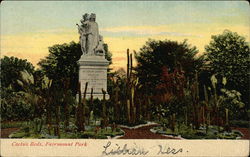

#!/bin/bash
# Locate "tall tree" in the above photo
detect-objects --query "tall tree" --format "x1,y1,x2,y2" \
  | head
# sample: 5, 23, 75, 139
205, 30, 250, 107
135, 39, 204, 94
38, 41, 81, 94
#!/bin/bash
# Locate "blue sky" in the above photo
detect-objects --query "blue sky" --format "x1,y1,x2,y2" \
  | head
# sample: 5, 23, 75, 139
1, 1, 249, 35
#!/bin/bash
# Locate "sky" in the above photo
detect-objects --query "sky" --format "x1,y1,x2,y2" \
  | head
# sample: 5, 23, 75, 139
1, 1, 249, 70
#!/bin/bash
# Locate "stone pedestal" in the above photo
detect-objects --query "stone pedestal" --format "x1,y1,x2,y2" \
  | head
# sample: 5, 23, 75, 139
78, 55, 109, 99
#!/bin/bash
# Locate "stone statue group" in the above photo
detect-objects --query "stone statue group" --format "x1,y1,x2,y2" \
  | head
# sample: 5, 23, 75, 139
77, 13, 105, 56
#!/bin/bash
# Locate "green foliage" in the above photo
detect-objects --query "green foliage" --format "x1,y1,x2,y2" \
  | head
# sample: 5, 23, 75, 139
205, 30, 250, 106
1, 87, 34, 120
38, 41, 81, 94
8, 122, 124, 139
1, 56, 35, 90
230, 120, 249, 128
135, 39, 204, 94
220, 89, 245, 112
153, 124, 242, 139
86, 98, 102, 119
9, 131, 28, 138
1, 121, 28, 129
0, 59, 42, 120
208, 75, 245, 120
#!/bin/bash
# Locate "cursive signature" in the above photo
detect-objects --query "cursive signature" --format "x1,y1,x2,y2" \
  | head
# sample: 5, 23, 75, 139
157, 144, 183, 155
102, 141, 149, 156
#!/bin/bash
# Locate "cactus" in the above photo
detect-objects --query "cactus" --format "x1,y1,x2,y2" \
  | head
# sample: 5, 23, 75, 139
127, 49, 130, 80
76, 82, 88, 132
90, 88, 93, 105
126, 49, 132, 123
190, 72, 200, 129
130, 53, 133, 78
55, 102, 60, 138
114, 85, 120, 122
203, 85, 209, 134
225, 108, 229, 125
210, 75, 221, 133
88, 88, 93, 125
130, 53, 137, 124
101, 89, 107, 129
63, 78, 70, 131
127, 99, 131, 122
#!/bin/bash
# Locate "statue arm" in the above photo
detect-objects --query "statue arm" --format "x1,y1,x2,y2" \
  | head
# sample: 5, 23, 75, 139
76, 24, 85, 34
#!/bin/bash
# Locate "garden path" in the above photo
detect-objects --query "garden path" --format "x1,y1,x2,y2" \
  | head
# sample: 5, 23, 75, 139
231, 127, 250, 140
118, 124, 180, 139
1, 128, 20, 138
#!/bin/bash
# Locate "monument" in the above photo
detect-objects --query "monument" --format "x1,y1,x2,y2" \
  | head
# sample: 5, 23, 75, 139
77, 13, 109, 99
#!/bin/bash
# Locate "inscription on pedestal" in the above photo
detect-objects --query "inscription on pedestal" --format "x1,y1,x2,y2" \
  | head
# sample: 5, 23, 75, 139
79, 68, 107, 94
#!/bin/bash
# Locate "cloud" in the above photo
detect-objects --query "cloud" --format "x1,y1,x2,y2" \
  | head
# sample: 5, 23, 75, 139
101, 25, 203, 37
1, 32, 79, 67
1, 23, 249, 71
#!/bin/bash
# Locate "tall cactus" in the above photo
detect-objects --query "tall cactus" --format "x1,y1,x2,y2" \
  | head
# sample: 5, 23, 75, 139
129, 53, 137, 123
63, 78, 70, 131
203, 85, 209, 134
55, 101, 60, 138
191, 72, 200, 129
90, 88, 93, 105
126, 49, 131, 123
114, 85, 120, 122
210, 75, 221, 133
89, 88, 93, 125
127, 49, 130, 80
76, 82, 88, 132
101, 89, 107, 129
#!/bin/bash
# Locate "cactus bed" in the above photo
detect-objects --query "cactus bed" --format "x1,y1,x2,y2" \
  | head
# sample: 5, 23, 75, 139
1, 33, 249, 140
7, 124, 124, 139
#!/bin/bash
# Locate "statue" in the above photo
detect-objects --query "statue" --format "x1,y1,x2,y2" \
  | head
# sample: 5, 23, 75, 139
77, 13, 105, 56
95, 35, 105, 55
77, 13, 89, 55
77, 13, 109, 100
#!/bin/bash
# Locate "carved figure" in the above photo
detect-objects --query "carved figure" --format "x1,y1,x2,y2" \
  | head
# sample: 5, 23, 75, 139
95, 35, 105, 55
86, 13, 99, 55
77, 13, 105, 56
77, 13, 89, 54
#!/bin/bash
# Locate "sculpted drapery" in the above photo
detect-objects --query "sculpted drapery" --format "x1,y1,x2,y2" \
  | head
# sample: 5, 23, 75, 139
77, 13, 105, 56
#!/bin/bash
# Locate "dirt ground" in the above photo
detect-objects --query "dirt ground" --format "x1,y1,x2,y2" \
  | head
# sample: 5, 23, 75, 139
118, 124, 250, 140
118, 124, 180, 139
231, 127, 250, 140
1, 128, 20, 138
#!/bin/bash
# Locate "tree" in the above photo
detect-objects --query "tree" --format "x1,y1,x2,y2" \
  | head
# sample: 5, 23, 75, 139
135, 39, 204, 94
1, 56, 35, 90
205, 30, 250, 109
38, 41, 81, 94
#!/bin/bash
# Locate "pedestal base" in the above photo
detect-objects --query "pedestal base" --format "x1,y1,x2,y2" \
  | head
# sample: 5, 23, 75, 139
78, 55, 109, 100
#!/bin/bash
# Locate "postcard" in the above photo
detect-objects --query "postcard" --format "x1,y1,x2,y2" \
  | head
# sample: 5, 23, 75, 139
1, 1, 249, 157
